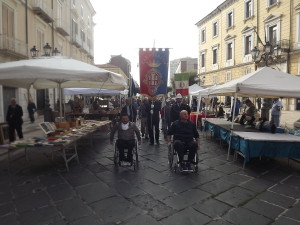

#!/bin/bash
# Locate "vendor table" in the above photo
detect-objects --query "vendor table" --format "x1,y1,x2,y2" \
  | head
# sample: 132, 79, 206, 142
1, 120, 111, 171
189, 113, 216, 130
231, 131, 300, 168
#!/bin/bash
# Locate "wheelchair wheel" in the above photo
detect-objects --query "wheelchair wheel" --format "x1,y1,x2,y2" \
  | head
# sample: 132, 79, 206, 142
168, 144, 174, 168
114, 143, 119, 167
133, 142, 139, 171
193, 151, 199, 173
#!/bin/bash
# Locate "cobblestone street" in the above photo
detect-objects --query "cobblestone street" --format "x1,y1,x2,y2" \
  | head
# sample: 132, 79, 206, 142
0, 127, 299, 225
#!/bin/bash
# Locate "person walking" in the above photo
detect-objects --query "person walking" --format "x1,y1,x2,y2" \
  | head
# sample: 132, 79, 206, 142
6, 98, 24, 142
140, 98, 149, 139
121, 98, 137, 122
161, 99, 171, 139
170, 93, 191, 122
270, 98, 282, 130
146, 96, 161, 145
27, 99, 37, 123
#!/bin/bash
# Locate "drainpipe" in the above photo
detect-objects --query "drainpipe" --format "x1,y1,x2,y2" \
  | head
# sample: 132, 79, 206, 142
25, 0, 28, 54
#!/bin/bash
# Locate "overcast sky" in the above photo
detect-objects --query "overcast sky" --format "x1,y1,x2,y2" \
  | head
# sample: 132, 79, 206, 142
90, 0, 225, 83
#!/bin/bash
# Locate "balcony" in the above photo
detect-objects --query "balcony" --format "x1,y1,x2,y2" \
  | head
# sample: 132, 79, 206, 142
0, 34, 28, 59
71, 34, 82, 48
32, 0, 53, 23
55, 19, 69, 37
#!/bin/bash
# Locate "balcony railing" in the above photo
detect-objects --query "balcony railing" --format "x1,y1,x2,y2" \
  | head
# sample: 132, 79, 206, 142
32, 0, 53, 23
55, 19, 69, 37
0, 34, 28, 58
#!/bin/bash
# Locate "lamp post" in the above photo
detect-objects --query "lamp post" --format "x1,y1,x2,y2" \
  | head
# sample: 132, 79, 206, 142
195, 74, 206, 87
30, 43, 61, 122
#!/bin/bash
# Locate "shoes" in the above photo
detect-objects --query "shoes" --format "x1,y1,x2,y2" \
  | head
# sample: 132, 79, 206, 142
149, 142, 154, 145
186, 162, 193, 171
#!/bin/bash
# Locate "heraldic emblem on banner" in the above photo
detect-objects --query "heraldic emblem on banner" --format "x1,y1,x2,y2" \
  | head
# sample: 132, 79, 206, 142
139, 48, 169, 96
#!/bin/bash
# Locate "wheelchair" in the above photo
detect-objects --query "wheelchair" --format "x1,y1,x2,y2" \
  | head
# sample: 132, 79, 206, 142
168, 141, 199, 173
113, 140, 139, 171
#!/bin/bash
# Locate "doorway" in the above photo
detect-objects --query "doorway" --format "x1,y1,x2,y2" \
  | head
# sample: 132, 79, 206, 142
296, 99, 300, 110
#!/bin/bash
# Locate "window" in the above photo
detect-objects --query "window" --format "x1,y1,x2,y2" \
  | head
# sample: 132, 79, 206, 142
268, 25, 277, 45
227, 43, 233, 60
245, 35, 252, 55
296, 6, 300, 49
225, 71, 232, 82
201, 28, 206, 43
72, 19, 78, 35
227, 10, 234, 28
81, 5, 83, 18
201, 52, 205, 68
87, 16, 90, 28
2, 3, 14, 38
244, 0, 253, 19
194, 64, 197, 70
181, 61, 187, 72
81, 30, 85, 42
57, 0, 62, 27
212, 21, 218, 37
37, 29, 45, 54
72, 0, 76, 6
213, 48, 218, 64
268, 0, 278, 7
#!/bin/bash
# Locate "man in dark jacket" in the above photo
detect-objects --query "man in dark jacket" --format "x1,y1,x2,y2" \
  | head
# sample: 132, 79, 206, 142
170, 93, 191, 122
121, 98, 137, 122
146, 96, 161, 145
6, 98, 23, 142
27, 99, 37, 123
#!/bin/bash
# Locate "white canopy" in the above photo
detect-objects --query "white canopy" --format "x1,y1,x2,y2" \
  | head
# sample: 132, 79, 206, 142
189, 84, 203, 94
64, 88, 122, 95
0, 57, 127, 90
209, 67, 300, 98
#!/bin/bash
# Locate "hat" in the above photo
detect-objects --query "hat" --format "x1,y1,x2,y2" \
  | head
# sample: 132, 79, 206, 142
175, 93, 183, 99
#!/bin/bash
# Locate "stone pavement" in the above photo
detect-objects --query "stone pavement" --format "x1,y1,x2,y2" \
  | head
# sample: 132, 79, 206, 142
0, 120, 300, 225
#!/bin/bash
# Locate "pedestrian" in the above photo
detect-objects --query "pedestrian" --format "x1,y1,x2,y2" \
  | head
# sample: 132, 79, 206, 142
227, 98, 241, 121
6, 98, 24, 142
27, 99, 37, 123
161, 98, 171, 139
257, 98, 261, 111
146, 96, 161, 145
270, 98, 282, 129
140, 98, 149, 139
121, 98, 137, 122
170, 93, 191, 122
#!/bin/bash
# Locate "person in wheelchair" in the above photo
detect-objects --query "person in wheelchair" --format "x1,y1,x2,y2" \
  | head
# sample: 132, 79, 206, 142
167, 110, 200, 171
110, 113, 141, 165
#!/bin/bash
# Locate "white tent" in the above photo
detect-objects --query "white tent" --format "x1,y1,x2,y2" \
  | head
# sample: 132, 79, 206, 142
64, 88, 122, 95
209, 67, 300, 98
189, 84, 203, 94
0, 57, 127, 90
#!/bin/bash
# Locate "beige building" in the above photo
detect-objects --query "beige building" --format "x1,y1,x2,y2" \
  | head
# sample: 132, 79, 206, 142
196, 0, 300, 110
0, 0, 95, 122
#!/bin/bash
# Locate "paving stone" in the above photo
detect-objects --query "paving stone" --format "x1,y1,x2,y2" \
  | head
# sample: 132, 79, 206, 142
214, 163, 241, 174
95, 157, 114, 166
270, 182, 300, 199
18, 206, 62, 225
85, 162, 108, 173
90, 196, 142, 224
143, 168, 176, 184
47, 183, 76, 202
69, 215, 103, 225
115, 181, 145, 198
76, 181, 117, 203
95, 170, 123, 186
187, 169, 225, 185
161, 207, 211, 225
206, 219, 233, 225
39, 173, 66, 187
201, 158, 227, 167
137, 180, 173, 200
283, 202, 300, 221
223, 208, 272, 225
62, 170, 99, 187
130, 194, 175, 220
243, 198, 285, 220
0, 202, 15, 217
260, 168, 291, 183
162, 178, 199, 194
15, 191, 50, 213
121, 214, 161, 225
282, 175, 300, 188
272, 216, 300, 225
0, 191, 12, 205
219, 173, 252, 185
199, 179, 236, 195
239, 178, 276, 193
192, 198, 231, 218
0, 214, 19, 225
12, 181, 44, 199
256, 191, 296, 208
56, 198, 93, 222
162, 189, 211, 210
215, 187, 256, 207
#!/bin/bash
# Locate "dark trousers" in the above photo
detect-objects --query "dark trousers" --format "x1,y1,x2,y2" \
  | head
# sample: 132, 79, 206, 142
29, 113, 35, 123
148, 119, 159, 144
116, 139, 135, 162
173, 140, 197, 163
240, 115, 255, 125
9, 123, 23, 142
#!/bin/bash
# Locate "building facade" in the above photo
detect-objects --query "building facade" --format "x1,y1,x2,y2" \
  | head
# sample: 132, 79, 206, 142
0, 0, 95, 122
169, 57, 198, 84
196, 0, 300, 110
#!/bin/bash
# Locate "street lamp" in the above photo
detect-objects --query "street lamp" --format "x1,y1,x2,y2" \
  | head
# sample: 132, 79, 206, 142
43, 43, 52, 56
30, 46, 39, 58
30, 43, 61, 58
195, 75, 206, 86
53, 48, 61, 56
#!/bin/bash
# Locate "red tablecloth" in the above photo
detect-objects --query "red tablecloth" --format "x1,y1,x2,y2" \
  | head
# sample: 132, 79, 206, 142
189, 113, 216, 124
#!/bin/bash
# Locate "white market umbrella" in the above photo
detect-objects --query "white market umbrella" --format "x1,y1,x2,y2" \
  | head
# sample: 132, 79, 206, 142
0, 57, 128, 118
